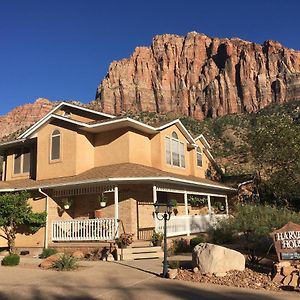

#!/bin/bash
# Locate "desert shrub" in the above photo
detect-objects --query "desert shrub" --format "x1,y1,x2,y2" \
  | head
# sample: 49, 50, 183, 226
190, 236, 206, 249
170, 238, 190, 254
168, 260, 180, 269
209, 204, 300, 262
1, 253, 20, 266
40, 248, 57, 259
52, 254, 78, 271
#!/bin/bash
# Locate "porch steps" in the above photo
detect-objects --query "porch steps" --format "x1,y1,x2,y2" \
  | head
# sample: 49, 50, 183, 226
118, 245, 163, 261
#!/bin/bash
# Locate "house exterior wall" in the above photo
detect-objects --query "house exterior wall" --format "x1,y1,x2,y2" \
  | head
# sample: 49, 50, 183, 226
75, 132, 94, 174
36, 121, 77, 180
94, 128, 130, 167
2, 112, 212, 182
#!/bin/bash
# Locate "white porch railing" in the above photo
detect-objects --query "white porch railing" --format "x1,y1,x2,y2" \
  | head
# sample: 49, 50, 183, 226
52, 218, 117, 242
156, 214, 228, 237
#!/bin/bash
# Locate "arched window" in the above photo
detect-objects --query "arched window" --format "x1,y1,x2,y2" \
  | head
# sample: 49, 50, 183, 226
165, 131, 185, 168
196, 147, 203, 167
51, 130, 61, 161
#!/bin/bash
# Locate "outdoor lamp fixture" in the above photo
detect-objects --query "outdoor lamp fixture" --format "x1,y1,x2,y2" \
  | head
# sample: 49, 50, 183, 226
153, 200, 174, 278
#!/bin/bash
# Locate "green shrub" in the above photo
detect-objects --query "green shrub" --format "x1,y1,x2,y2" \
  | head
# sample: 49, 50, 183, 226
209, 204, 300, 262
208, 220, 235, 245
168, 260, 180, 269
1, 253, 20, 266
40, 248, 57, 259
190, 236, 206, 249
52, 254, 78, 271
171, 238, 190, 254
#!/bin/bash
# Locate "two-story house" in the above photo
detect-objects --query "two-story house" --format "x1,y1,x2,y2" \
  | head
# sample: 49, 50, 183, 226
0, 102, 235, 252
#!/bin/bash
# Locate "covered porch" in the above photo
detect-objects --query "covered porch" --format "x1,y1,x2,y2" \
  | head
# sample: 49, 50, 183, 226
49, 180, 232, 244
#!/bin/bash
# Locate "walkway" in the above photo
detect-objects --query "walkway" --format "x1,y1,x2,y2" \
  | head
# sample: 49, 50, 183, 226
0, 257, 298, 300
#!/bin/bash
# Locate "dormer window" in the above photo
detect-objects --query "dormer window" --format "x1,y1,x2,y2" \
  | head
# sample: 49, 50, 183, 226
196, 147, 203, 167
14, 147, 30, 175
51, 130, 61, 161
165, 131, 185, 168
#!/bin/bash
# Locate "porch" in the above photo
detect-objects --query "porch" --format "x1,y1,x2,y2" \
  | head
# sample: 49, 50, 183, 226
49, 183, 230, 243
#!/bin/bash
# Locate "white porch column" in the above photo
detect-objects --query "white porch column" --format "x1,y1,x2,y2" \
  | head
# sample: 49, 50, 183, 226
207, 195, 212, 217
225, 195, 229, 215
153, 185, 158, 231
184, 191, 190, 236
114, 186, 119, 238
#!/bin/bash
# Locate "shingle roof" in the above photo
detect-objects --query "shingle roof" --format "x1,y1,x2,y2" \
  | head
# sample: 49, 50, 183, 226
0, 163, 234, 192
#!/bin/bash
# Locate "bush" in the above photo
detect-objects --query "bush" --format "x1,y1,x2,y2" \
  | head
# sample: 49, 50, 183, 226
208, 220, 235, 245
40, 248, 57, 259
170, 238, 190, 254
51, 254, 78, 271
209, 204, 300, 262
1, 253, 20, 266
190, 236, 206, 249
168, 260, 180, 269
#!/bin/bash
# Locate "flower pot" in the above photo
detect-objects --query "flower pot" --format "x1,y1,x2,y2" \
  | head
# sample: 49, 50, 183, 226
94, 210, 103, 218
63, 204, 70, 210
152, 240, 162, 247
100, 201, 106, 207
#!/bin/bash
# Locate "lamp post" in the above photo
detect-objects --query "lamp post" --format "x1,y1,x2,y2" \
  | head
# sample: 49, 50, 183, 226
153, 200, 173, 278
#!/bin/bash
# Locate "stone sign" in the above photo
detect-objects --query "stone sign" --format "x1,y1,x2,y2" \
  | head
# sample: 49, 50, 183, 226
271, 222, 300, 262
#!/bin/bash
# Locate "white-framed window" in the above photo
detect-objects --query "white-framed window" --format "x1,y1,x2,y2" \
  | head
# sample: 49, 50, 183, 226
51, 129, 61, 161
165, 131, 185, 168
13, 147, 30, 175
196, 147, 203, 167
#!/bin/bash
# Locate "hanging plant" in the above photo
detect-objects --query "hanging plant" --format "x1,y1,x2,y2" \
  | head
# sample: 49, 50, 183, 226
188, 196, 207, 207
98, 193, 107, 207
62, 198, 72, 210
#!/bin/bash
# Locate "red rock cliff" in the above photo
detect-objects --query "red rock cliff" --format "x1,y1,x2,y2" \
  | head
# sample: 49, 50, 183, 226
0, 98, 55, 141
96, 32, 300, 119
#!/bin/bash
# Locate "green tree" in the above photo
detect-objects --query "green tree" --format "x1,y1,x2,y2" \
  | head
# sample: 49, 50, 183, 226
248, 115, 300, 208
0, 191, 46, 253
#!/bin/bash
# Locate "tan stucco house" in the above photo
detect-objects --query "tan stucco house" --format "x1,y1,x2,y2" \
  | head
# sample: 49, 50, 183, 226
0, 102, 235, 251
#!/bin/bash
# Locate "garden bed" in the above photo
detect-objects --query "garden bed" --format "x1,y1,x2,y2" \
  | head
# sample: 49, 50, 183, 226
176, 267, 282, 291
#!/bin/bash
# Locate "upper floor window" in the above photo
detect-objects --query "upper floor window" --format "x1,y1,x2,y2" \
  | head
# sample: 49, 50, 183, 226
196, 147, 203, 167
51, 130, 61, 161
14, 147, 30, 175
165, 131, 185, 168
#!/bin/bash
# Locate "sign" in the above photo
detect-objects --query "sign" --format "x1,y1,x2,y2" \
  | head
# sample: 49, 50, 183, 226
271, 222, 300, 262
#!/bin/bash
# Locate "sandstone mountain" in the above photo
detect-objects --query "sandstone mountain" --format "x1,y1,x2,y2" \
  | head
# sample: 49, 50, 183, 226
96, 32, 300, 119
0, 99, 56, 141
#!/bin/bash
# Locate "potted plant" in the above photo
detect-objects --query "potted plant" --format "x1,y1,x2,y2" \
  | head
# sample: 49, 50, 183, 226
116, 233, 134, 248
62, 198, 72, 210
98, 193, 107, 207
151, 231, 164, 246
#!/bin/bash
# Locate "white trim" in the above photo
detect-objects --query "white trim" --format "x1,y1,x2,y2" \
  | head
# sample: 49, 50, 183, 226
0, 175, 236, 193
156, 119, 195, 145
195, 134, 211, 149
58, 102, 115, 119
84, 117, 157, 134
38, 188, 50, 249
114, 186, 119, 238
19, 114, 89, 139
19, 102, 115, 139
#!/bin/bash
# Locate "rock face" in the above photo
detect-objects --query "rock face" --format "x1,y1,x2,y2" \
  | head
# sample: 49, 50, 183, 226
96, 32, 300, 119
0, 98, 55, 141
192, 243, 245, 274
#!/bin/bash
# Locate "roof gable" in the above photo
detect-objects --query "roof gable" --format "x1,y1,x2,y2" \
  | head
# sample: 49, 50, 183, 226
19, 102, 115, 139
155, 119, 196, 145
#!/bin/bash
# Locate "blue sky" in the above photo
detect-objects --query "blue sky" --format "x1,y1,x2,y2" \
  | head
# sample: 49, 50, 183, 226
0, 0, 299, 115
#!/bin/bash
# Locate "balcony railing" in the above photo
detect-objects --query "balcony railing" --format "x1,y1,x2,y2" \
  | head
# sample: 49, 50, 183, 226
52, 218, 117, 242
156, 214, 228, 237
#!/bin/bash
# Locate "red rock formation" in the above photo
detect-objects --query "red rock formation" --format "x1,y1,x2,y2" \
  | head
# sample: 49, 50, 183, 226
0, 98, 55, 141
96, 32, 300, 119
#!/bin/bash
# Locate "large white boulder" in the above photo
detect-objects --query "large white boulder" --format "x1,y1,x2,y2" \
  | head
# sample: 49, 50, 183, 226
192, 243, 245, 274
